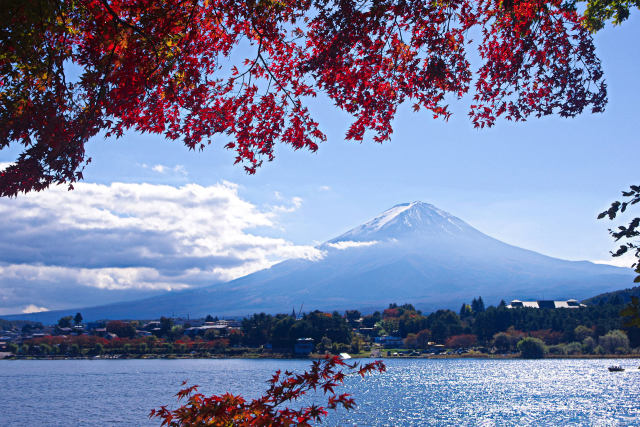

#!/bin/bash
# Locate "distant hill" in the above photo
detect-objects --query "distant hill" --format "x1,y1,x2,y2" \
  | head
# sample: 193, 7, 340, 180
583, 285, 640, 305
3, 201, 635, 323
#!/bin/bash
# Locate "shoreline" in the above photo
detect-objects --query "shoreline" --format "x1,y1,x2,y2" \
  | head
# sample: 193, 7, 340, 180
3, 353, 640, 361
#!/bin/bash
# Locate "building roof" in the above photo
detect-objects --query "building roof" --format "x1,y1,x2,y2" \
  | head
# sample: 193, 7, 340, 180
507, 299, 586, 309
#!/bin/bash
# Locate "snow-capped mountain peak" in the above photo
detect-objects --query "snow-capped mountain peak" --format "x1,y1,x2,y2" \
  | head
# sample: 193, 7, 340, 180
329, 201, 472, 243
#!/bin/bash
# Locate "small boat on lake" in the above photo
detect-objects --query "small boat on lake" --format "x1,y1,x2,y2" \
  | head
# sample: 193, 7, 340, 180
608, 366, 625, 372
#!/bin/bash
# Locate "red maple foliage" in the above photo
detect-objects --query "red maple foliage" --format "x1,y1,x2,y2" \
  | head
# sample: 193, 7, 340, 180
1, 0, 606, 196
445, 333, 478, 348
149, 355, 386, 426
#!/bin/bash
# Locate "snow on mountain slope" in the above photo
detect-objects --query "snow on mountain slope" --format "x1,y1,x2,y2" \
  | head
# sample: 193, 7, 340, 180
5, 201, 636, 322
330, 201, 474, 243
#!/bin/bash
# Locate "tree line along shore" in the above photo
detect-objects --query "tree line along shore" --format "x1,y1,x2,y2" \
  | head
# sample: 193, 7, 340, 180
2, 293, 640, 360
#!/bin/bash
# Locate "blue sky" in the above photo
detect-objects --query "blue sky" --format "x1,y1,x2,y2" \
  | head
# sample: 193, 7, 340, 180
0, 16, 638, 315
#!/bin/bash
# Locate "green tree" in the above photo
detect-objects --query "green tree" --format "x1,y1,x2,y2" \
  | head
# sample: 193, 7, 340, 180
547, 344, 566, 355
106, 321, 136, 339
204, 329, 219, 341
565, 342, 583, 355
344, 310, 361, 327
92, 343, 104, 356
158, 317, 174, 338
138, 342, 148, 355
471, 297, 485, 314
582, 336, 596, 354
319, 336, 332, 353
493, 332, 512, 353
361, 312, 381, 328
459, 304, 472, 318
574, 325, 594, 342
242, 313, 273, 347
582, 0, 640, 32
57, 316, 73, 328
598, 329, 630, 353
349, 337, 361, 354
517, 337, 546, 359
41, 343, 53, 355
427, 310, 463, 343
167, 325, 184, 342
74, 312, 83, 326
228, 329, 243, 347
270, 315, 296, 349
69, 344, 80, 356
622, 296, 640, 328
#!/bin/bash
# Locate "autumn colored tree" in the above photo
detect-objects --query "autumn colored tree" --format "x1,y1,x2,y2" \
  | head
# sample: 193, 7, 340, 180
1, 0, 607, 197
415, 328, 432, 349
582, 0, 640, 323
404, 333, 418, 348
150, 355, 385, 426
528, 329, 563, 345
445, 334, 478, 348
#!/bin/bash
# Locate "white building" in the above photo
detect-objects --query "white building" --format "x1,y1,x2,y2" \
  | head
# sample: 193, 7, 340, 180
506, 299, 586, 309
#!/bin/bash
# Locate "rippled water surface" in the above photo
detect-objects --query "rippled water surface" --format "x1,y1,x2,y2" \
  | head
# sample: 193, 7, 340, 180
1, 358, 639, 426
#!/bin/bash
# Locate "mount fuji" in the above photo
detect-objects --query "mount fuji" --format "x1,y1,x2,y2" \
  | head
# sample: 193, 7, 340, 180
7, 202, 635, 322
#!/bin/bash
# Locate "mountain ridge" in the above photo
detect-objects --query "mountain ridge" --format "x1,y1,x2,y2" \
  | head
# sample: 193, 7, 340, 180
3, 201, 635, 323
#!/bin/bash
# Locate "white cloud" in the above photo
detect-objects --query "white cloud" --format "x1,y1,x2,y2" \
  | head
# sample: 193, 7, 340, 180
0, 264, 191, 291
272, 196, 304, 213
319, 185, 331, 191
0, 182, 323, 313
22, 304, 49, 314
0, 162, 14, 170
142, 163, 188, 176
591, 252, 637, 269
327, 240, 379, 250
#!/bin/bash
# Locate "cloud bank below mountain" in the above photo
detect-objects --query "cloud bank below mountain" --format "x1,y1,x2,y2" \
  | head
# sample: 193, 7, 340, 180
0, 182, 321, 314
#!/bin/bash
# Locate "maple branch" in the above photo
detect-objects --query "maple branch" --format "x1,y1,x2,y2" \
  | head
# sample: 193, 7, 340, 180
250, 20, 300, 107
96, 0, 152, 42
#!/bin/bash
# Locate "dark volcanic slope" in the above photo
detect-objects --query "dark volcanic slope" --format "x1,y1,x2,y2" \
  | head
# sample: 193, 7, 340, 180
6, 202, 634, 323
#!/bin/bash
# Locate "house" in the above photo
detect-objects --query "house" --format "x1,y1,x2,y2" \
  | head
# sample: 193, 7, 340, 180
294, 338, 314, 356
91, 328, 117, 339
357, 327, 377, 337
507, 299, 586, 309
184, 319, 242, 337
375, 336, 404, 348
143, 321, 161, 330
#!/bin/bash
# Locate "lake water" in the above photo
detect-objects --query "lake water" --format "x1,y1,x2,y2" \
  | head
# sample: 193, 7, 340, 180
1, 358, 639, 426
